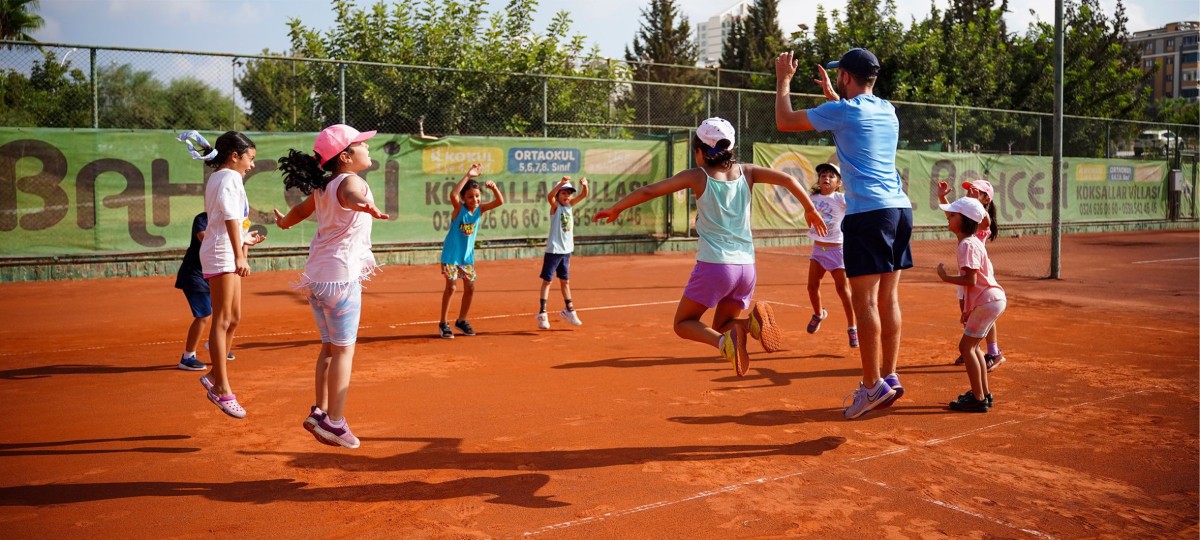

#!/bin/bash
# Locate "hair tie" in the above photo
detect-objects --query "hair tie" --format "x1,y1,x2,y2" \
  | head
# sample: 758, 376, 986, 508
177, 130, 218, 161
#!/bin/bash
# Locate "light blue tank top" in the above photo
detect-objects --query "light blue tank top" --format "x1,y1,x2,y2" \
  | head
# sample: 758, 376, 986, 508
694, 167, 754, 264
440, 206, 482, 265
546, 204, 574, 254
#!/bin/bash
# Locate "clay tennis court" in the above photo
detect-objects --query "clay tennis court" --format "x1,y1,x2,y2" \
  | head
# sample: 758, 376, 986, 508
0, 230, 1196, 538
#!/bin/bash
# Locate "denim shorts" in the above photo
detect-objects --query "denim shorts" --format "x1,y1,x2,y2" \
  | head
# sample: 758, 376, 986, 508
810, 244, 845, 271
964, 299, 1006, 338
307, 281, 363, 346
682, 261, 756, 309
539, 253, 571, 281
842, 208, 914, 278
182, 289, 212, 318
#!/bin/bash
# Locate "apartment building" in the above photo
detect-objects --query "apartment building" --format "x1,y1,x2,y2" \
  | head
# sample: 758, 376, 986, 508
694, 1, 752, 67
1129, 21, 1199, 100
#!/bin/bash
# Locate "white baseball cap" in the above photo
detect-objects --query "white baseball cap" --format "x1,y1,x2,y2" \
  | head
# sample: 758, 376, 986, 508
696, 117, 735, 149
938, 197, 987, 223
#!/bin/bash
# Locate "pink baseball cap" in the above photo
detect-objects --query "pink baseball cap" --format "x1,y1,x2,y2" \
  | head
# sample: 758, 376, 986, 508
962, 179, 994, 200
314, 124, 377, 167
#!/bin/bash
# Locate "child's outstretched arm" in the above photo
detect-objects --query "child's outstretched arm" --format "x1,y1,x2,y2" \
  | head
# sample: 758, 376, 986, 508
593, 171, 700, 223
272, 195, 316, 230
338, 175, 390, 219
570, 177, 589, 206
747, 164, 828, 237
449, 163, 482, 209
480, 180, 505, 212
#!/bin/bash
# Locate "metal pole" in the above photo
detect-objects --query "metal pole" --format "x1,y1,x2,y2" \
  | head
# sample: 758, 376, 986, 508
542, 78, 548, 138
1050, 0, 1064, 279
1038, 116, 1042, 156
231, 58, 239, 130
1105, 122, 1111, 158
952, 108, 958, 152
339, 63, 346, 123
90, 48, 97, 128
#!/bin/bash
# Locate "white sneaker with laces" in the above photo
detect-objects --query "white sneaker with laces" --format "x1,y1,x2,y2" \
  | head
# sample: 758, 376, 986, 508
536, 312, 550, 329
559, 309, 582, 326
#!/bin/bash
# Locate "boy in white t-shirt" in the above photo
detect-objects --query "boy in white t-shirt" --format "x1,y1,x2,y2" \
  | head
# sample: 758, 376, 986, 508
537, 176, 589, 329
804, 163, 858, 348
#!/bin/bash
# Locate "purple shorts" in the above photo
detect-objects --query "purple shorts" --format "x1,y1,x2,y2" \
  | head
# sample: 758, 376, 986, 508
811, 244, 845, 271
682, 261, 756, 309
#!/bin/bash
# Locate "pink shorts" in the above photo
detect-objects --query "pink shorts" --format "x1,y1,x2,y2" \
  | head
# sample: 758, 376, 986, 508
810, 244, 845, 271
682, 261, 756, 309
964, 299, 1006, 338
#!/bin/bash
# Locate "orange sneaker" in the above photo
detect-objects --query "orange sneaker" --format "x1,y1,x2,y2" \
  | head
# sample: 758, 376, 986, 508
747, 302, 783, 353
720, 324, 751, 376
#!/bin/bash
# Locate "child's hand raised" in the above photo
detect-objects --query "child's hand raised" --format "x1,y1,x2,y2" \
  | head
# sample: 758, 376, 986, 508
466, 163, 482, 178
484, 180, 498, 191
937, 181, 953, 198
579, 177, 588, 188
558, 176, 571, 185
593, 207, 620, 223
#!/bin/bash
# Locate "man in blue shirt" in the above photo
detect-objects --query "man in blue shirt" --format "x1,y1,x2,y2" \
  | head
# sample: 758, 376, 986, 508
774, 48, 912, 420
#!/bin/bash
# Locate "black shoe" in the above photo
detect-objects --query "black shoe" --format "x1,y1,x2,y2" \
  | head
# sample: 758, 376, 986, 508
949, 391, 989, 412
985, 393, 994, 407
454, 319, 475, 336
439, 322, 454, 339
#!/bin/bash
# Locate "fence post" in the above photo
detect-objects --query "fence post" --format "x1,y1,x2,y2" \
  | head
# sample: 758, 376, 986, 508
1038, 116, 1043, 156
952, 108, 958, 152
90, 48, 97, 128
542, 78, 548, 138
339, 63, 346, 124
1105, 121, 1111, 158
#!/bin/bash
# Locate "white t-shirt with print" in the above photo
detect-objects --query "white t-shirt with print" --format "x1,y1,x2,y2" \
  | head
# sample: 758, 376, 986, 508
807, 192, 846, 244
200, 168, 249, 275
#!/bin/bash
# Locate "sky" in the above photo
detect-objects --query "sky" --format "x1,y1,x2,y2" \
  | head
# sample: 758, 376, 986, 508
35, 0, 1200, 62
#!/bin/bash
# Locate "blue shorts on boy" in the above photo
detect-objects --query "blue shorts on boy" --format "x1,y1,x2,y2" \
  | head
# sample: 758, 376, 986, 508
540, 204, 574, 281
175, 212, 212, 317
540, 253, 570, 281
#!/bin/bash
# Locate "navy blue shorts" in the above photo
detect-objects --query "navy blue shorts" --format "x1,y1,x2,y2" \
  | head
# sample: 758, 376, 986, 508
182, 288, 212, 318
539, 253, 571, 281
842, 208, 914, 278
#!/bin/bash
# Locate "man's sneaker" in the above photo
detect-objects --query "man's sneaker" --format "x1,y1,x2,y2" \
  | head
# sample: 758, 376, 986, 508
949, 391, 989, 412
227, 351, 235, 361
178, 355, 206, 371
536, 312, 550, 330
559, 309, 583, 326
303, 406, 337, 446
313, 417, 361, 449
439, 322, 454, 339
985, 353, 1006, 371
806, 309, 828, 334
876, 373, 904, 409
454, 319, 476, 336
842, 379, 895, 419
848, 328, 859, 348
747, 302, 783, 353
719, 325, 750, 377
986, 393, 994, 407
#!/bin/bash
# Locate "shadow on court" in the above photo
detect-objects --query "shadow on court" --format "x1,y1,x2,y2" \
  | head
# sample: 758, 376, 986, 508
0, 363, 177, 380
0, 435, 199, 457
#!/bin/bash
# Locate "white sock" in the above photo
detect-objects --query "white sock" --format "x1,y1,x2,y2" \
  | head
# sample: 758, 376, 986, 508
327, 417, 346, 427
183, 351, 196, 359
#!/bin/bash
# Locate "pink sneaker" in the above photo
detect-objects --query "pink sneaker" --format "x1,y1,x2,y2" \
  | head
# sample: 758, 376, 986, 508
206, 390, 246, 419
313, 417, 360, 449
303, 406, 337, 446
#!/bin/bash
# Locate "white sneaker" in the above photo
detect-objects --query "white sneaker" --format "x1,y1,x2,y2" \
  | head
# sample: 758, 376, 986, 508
559, 309, 582, 326
536, 312, 550, 330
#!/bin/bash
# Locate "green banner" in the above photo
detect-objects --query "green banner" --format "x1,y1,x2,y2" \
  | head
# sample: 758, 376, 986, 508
0, 129, 667, 256
752, 143, 1169, 229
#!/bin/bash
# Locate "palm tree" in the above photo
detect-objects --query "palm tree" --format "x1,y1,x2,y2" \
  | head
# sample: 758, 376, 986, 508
0, 0, 44, 43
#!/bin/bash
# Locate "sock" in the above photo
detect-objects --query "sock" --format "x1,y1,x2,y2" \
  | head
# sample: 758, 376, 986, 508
987, 343, 1001, 356
565, 299, 574, 311
183, 351, 196, 359
327, 416, 346, 427
539, 299, 547, 313
847, 327, 856, 333
717, 334, 726, 350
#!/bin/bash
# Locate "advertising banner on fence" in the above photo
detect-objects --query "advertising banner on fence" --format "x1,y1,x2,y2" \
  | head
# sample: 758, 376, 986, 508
0, 129, 667, 256
752, 143, 1169, 230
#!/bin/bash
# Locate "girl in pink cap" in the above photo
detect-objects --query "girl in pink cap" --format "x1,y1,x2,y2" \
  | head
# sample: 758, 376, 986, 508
274, 124, 389, 449
938, 178, 1006, 371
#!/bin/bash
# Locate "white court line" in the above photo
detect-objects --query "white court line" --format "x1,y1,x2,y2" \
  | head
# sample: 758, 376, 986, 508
1131, 256, 1198, 265
0, 300, 679, 358
524, 390, 1149, 537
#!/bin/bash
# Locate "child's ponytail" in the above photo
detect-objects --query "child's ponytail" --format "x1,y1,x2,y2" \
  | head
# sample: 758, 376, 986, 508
278, 149, 331, 195
985, 200, 998, 241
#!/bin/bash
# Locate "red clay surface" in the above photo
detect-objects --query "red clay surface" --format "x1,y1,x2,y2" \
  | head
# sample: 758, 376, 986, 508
0, 230, 1196, 538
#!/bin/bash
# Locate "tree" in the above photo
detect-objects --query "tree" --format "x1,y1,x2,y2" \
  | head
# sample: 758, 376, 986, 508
236, 50, 320, 132
0, 0, 42, 43
0, 50, 88, 127
97, 63, 239, 130
623, 0, 702, 133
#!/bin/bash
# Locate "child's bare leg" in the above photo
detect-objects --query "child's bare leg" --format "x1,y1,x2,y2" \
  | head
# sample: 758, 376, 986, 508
324, 343, 355, 421
439, 279, 456, 323
673, 296, 719, 346
313, 342, 333, 411
710, 300, 745, 335
959, 335, 986, 399
458, 277, 475, 320
559, 280, 572, 307
185, 315, 210, 353
831, 269, 856, 327
539, 280, 552, 304
806, 260, 826, 316
207, 273, 239, 395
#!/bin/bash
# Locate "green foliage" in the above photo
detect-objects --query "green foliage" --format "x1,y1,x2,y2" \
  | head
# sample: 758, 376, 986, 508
623, 0, 703, 132
97, 63, 239, 130
0, 50, 87, 126
268, 0, 628, 137
0, 0, 43, 43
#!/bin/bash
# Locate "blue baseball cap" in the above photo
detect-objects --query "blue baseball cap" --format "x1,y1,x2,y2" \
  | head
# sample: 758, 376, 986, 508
826, 48, 880, 78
